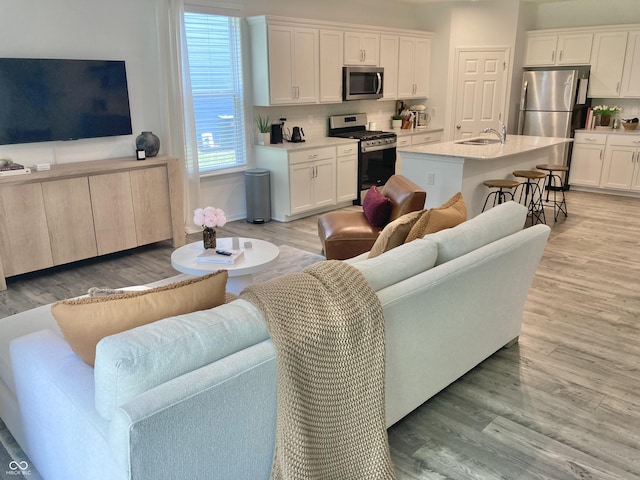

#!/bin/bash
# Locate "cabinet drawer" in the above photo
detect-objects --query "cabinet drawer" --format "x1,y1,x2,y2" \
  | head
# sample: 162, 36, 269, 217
337, 143, 358, 157
412, 132, 442, 145
397, 136, 412, 148
606, 134, 640, 147
289, 146, 335, 165
574, 132, 608, 145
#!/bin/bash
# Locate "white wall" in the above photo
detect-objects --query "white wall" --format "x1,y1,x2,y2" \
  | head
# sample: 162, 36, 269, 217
0, 0, 164, 166
533, 0, 640, 29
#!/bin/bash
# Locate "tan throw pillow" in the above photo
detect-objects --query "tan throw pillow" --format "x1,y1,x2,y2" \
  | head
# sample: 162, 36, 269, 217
52, 271, 228, 366
368, 210, 423, 258
405, 192, 467, 243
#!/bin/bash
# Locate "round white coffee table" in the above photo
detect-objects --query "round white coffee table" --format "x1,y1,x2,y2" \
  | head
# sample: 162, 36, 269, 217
171, 237, 280, 294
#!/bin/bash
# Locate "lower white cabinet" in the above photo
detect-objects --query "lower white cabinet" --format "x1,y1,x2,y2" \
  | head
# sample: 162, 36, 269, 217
336, 143, 358, 202
601, 135, 640, 191
289, 157, 335, 215
569, 131, 640, 193
569, 133, 607, 187
255, 142, 358, 222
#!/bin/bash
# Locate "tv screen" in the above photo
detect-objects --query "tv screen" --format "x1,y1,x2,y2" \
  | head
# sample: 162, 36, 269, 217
0, 58, 133, 145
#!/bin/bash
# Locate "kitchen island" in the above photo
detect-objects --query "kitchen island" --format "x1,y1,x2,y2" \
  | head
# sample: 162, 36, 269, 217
398, 135, 573, 218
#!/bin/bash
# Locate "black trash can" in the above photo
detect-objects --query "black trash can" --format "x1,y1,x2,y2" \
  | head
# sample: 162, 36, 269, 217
245, 168, 271, 224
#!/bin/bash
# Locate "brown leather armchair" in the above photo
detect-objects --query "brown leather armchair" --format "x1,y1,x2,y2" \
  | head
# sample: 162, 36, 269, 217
317, 175, 426, 260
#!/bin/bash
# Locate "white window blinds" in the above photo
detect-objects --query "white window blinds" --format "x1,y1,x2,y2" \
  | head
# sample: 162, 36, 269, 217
183, 12, 246, 173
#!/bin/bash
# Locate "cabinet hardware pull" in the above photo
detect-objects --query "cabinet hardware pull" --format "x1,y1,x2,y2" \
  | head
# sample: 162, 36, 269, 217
559, 50, 563, 61
617, 81, 620, 93
600, 149, 603, 160
551, 51, 555, 62
586, 137, 596, 141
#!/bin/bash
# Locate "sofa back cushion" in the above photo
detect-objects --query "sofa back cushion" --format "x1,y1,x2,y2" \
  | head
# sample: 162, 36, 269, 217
52, 271, 228, 366
94, 298, 269, 420
427, 201, 527, 265
351, 237, 438, 291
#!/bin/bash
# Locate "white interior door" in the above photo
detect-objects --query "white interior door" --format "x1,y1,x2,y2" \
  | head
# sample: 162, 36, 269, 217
453, 48, 509, 140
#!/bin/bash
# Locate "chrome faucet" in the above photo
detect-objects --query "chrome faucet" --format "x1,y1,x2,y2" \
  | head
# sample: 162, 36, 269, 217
481, 121, 507, 144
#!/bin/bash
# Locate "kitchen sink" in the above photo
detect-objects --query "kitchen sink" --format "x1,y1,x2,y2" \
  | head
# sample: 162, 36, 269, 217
455, 138, 502, 145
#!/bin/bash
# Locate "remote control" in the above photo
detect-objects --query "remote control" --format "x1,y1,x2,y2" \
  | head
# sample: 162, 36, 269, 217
215, 249, 233, 256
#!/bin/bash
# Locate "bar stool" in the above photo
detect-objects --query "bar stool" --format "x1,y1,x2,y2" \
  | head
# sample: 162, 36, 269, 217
482, 179, 520, 212
512, 170, 546, 225
536, 164, 569, 221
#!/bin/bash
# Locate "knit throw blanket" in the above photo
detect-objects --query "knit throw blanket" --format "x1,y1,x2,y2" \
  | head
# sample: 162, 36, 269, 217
241, 260, 396, 480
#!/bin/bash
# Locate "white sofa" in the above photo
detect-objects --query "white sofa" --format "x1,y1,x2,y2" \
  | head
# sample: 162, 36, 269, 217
0, 202, 550, 480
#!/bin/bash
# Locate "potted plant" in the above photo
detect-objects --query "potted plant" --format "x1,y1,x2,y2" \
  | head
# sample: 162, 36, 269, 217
255, 114, 271, 144
593, 105, 621, 128
391, 114, 403, 129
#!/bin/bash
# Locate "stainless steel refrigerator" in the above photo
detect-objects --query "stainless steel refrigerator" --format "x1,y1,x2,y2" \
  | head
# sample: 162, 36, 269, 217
517, 66, 590, 173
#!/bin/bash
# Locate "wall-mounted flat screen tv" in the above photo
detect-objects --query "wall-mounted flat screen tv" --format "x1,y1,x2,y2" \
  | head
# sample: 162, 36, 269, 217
0, 58, 133, 145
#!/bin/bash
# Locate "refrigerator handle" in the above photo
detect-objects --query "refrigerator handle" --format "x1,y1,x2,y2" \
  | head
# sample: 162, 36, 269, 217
517, 80, 528, 135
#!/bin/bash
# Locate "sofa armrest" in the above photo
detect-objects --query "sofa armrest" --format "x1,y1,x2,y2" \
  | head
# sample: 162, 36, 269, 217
10, 330, 123, 480
109, 340, 277, 480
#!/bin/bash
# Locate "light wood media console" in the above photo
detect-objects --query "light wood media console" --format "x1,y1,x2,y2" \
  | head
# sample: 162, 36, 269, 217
0, 155, 184, 290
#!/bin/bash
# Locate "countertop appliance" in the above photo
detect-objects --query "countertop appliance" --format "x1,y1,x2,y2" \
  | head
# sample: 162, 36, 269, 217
342, 66, 384, 101
517, 66, 590, 185
329, 113, 397, 204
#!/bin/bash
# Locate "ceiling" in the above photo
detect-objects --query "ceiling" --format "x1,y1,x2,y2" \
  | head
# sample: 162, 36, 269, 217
392, 0, 570, 4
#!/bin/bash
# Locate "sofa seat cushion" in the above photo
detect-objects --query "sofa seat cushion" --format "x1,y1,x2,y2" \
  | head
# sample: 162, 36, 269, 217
318, 211, 382, 260
428, 201, 527, 265
368, 210, 423, 259
52, 271, 228, 367
405, 192, 467, 243
94, 298, 269, 420
351, 237, 438, 291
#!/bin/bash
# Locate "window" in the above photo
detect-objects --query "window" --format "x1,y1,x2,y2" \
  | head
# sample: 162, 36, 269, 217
184, 12, 246, 173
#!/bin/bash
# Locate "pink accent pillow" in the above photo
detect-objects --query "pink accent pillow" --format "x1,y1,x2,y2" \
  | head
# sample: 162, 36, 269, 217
363, 186, 392, 227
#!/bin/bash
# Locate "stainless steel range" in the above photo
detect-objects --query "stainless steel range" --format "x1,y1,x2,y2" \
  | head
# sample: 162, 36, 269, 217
328, 113, 397, 205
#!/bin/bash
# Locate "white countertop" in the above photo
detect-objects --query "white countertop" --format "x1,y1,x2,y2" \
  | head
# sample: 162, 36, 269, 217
255, 137, 358, 151
398, 134, 572, 160
393, 126, 444, 137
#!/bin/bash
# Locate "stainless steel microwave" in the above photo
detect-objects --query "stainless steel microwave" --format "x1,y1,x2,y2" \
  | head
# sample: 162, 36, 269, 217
342, 66, 384, 101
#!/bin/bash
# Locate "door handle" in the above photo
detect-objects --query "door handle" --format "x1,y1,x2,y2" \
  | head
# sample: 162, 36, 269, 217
518, 80, 528, 135
456, 124, 462, 129
375, 73, 382, 95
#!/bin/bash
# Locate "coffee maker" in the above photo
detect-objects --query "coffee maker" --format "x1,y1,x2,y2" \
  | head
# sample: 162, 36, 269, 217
270, 118, 286, 144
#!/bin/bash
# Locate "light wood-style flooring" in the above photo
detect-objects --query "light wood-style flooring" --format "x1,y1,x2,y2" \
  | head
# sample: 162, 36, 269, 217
1, 189, 639, 479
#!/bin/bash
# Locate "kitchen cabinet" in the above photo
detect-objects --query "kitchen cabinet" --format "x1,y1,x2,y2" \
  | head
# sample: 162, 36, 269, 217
0, 156, 184, 291
397, 36, 431, 98
319, 29, 344, 103
600, 135, 640, 191
336, 143, 358, 202
254, 141, 358, 222
621, 30, 640, 97
248, 18, 319, 106
569, 133, 607, 187
524, 32, 592, 66
379, 35, 399, 100
344, 31, 379, 65
267, 25, 318, 104
589, 31, 628, 97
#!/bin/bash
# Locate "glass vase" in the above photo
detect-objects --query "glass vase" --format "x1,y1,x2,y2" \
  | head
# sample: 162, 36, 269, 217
202, 227, 216, 249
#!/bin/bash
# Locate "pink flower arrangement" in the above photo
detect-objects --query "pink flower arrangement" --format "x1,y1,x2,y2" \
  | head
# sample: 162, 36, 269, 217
193, 206, 226, 229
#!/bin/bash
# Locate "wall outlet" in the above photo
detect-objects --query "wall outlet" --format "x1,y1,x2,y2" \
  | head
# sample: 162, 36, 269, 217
426, 172, 435, 185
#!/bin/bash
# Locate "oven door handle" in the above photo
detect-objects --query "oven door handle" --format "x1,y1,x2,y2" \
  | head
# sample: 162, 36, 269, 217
361, 143, 397, 154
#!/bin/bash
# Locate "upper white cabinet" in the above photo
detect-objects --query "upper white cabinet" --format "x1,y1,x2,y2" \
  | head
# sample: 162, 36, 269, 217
397, 36, 431, 98
621, 30, 640, 97
248, 18, 319, 106
589, 31, 628, 97
248, 16, 432, 106
379, 35, 399, 100
344, 31, 379, 65
319, 29, 344, 103
524, 32, 592, 66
